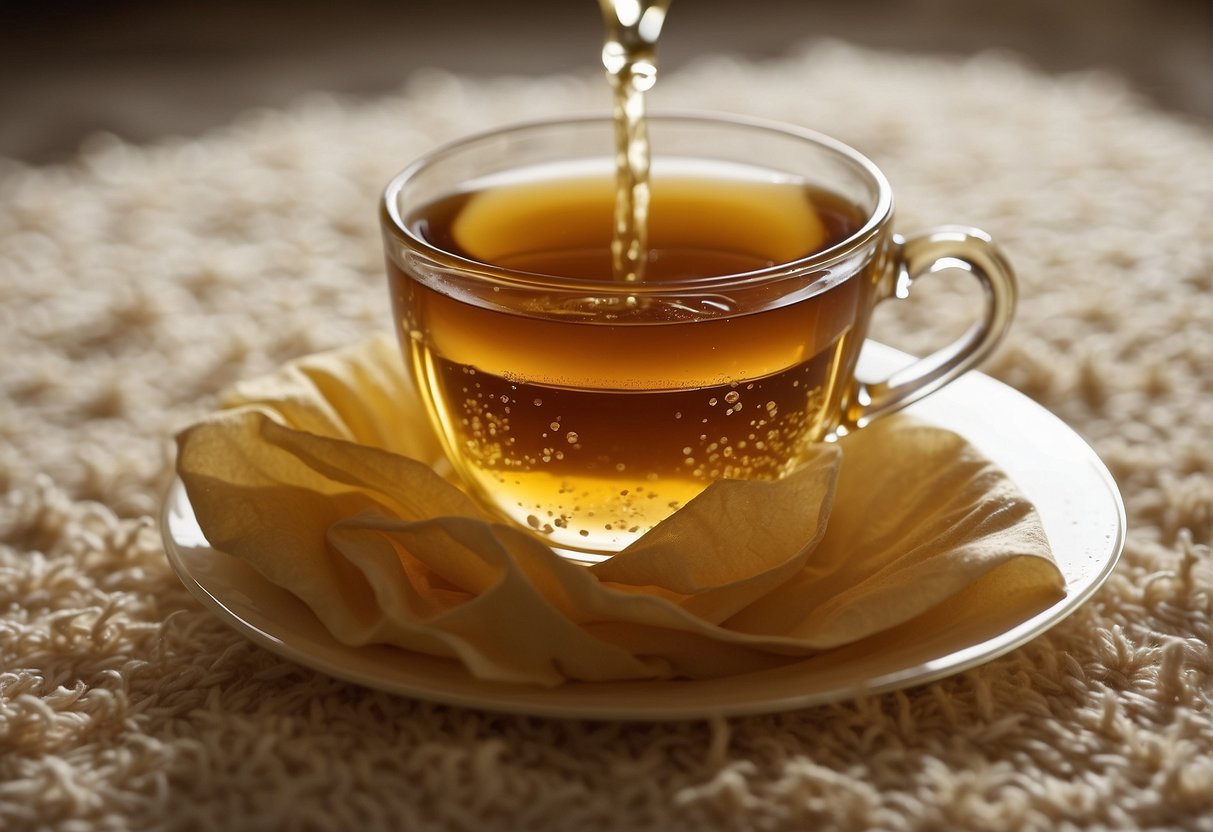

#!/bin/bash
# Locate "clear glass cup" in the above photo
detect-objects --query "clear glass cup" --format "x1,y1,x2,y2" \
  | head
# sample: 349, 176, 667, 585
381, 114, 1016, 560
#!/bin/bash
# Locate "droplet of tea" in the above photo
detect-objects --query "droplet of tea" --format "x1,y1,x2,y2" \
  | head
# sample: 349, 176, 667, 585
566, 431, 579, 444
724, 391, 740, 404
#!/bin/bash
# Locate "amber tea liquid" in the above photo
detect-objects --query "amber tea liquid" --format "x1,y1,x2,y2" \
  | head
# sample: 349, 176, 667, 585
389, 170, 874, 556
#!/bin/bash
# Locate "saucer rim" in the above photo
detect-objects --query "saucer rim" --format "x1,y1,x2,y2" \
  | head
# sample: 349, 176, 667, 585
161, 341, 1126, 720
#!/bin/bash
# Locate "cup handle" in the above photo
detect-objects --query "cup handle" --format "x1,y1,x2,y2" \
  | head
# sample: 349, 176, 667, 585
845, 226, 1017, 430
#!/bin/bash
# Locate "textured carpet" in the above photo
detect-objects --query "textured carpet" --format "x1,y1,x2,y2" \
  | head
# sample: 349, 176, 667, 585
2, 42, 1212, 831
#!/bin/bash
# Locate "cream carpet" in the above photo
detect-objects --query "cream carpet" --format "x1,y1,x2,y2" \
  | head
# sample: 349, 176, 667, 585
2, 43, 1211, 831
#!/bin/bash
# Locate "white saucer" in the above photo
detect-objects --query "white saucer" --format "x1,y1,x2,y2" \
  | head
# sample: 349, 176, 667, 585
161, 342, 1125, 721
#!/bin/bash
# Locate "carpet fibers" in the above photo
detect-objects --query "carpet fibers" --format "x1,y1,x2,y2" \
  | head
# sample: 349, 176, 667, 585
1, 43, 1211, 831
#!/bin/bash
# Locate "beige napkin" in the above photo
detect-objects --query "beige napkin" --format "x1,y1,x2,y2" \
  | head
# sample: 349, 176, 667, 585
175, 334, 1064, 687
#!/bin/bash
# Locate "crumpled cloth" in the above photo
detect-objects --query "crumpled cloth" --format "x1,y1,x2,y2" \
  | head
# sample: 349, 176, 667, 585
175, 334, 1063, 687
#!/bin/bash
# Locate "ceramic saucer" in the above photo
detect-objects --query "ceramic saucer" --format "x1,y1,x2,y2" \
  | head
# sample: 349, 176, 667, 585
162, 342, 1125, 720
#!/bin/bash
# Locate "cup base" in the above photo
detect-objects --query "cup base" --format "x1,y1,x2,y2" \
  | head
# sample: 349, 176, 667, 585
547, 545, 613, 565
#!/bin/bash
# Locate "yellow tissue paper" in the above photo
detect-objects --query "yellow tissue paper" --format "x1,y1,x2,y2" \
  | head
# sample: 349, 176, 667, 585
176, 334, 1063, 687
